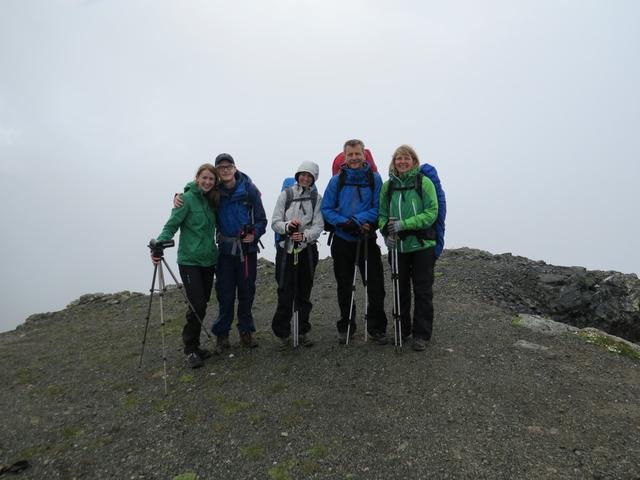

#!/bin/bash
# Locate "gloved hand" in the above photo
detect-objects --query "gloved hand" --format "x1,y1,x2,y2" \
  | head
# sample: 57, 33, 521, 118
387, 219, 404, 234
385, 235, 397, 249
338, 219, 361, 234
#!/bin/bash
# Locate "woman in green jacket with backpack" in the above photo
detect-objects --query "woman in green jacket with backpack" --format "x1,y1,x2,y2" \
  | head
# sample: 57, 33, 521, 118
379, 145, 439, 351
152, 163, 219, 368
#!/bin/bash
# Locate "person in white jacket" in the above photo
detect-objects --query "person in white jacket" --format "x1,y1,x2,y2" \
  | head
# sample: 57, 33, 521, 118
270, 161, 324, 348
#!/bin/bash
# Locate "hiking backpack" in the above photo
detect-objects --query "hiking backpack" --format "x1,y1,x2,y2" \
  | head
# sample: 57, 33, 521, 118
384, 163, 447, 258
332, 148, 378, 176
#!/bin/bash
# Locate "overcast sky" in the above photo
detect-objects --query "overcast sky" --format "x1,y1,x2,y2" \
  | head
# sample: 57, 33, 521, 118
1, 0, 638, 332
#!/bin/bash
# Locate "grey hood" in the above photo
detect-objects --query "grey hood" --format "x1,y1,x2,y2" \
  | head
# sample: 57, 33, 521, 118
295, 161, 320, 185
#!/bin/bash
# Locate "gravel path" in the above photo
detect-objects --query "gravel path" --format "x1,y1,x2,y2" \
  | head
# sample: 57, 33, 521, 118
1, 249, 639, 479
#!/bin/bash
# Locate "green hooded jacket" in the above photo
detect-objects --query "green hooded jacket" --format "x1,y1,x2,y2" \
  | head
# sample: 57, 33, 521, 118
378, 166, 439, 253
157, 181, 218, 266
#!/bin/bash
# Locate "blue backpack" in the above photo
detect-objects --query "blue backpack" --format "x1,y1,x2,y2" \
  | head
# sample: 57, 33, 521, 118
420, 163, 446, 258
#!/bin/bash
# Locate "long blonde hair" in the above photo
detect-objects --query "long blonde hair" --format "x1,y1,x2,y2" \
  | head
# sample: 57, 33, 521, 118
195, 163, 220, 208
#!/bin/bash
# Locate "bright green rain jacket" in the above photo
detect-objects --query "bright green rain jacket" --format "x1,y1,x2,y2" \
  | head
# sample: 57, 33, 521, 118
157, 181, 218, 266
378, 166, 439, 253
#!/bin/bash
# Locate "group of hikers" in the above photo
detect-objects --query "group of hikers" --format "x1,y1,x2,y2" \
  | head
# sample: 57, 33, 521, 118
152, 139, 446, 368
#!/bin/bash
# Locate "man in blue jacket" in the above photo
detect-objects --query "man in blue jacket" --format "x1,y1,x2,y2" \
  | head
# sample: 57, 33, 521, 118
212, 153, 267, 350
321, 139, 388, 344
174, 153, 267, 351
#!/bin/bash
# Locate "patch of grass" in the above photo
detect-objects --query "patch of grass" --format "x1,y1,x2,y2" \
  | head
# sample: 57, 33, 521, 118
180, 373, 195, 384
164, 317, 184, 336
122, 394, 141, 408
267, 459, 296, 480
280, 413, 303, 427
152, 399, 170, 413
290, 398, 313, 409
307, 443, 329, 458
578, 330, 640, 360
211, 420, 230, 434
46, 384, 64, 396
62, 427, 82, 440
268, 382, 288, 394
240, 443, 266, 461
248, 412, 267, 425
16, 368, 38, 385
300, 460, 320, 476
434, 271, 444, 278
511, 316, 521, 326
173, 473, 197, 480
17, 446, 43, 460
221, 400, 252, 416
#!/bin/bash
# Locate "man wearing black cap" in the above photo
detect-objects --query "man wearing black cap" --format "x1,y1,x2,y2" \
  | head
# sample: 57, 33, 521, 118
175, 153, 267, 351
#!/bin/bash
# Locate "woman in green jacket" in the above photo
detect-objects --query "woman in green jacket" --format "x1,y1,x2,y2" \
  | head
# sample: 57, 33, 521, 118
153, 163, 219, 368
379, 145, 438, 351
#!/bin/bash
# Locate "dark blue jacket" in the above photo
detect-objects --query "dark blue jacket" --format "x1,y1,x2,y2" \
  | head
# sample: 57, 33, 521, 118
321, 163, 382, 242
217, 171, 267, 255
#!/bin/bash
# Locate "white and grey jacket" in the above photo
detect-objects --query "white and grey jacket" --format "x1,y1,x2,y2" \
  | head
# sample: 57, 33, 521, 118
271, 184, 324, 254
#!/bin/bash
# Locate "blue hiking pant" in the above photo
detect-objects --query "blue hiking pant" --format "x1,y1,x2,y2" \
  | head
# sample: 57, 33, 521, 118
212, 252, 257, 336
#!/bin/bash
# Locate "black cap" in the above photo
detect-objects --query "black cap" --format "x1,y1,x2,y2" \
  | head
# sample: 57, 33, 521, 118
215, 153, 235, 166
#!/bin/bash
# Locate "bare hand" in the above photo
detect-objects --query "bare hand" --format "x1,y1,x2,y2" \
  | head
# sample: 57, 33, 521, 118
151, 255, 161, 265
291, 232, 303, 242
242, 233, 255, 243
173, 193, 184, 208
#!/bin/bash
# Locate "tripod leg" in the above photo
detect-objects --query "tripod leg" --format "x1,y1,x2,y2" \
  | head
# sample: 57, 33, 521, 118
158, 264, 169, 394
162, 259, 216, 350
139, 263, 158, 368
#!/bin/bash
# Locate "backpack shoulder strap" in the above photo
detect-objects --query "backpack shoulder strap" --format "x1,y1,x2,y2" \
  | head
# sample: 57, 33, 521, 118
415, 172, 424, 201
284, 186, 294, 211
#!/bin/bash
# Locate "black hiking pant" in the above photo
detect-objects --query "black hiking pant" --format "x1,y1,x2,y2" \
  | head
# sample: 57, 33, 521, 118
389, 247, 435, 340
272, 244, 318, 338
178, 264, 215, 354
330, 235, 387, 335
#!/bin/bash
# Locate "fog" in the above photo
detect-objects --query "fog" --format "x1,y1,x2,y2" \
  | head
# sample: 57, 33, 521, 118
1, 0, 638, 332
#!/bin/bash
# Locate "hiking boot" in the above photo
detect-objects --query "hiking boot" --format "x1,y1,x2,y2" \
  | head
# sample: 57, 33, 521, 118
370, 332, 388, 345
337, 331, 348, 344
240, 332, 258, 349
213, 335, 230, 355
196, 347, 212, 359
298, 334, 314, 347
185, 352, 204, 369
411, 337, 428, 351
277, 336, 291, 351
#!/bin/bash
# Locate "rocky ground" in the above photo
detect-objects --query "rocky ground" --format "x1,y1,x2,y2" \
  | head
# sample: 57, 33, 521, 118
1, 248, 639, 479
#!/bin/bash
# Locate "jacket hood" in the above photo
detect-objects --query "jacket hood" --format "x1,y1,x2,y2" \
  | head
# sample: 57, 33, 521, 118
390, 166, 420, 182
295, 161, 320, 185
183, 181, 199, 193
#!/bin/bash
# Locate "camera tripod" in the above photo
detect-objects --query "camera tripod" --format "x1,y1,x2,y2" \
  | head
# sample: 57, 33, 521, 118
138, 254, 215, 394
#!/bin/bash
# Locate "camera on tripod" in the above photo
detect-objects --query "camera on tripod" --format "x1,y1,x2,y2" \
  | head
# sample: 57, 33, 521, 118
148, 238, 175, 258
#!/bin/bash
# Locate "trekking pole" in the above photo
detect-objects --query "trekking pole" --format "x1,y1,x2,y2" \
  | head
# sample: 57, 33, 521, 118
346, 237, 362, 346
388, 223, 402, 352
363, 230, 369, 342
292, 238, 300, 349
